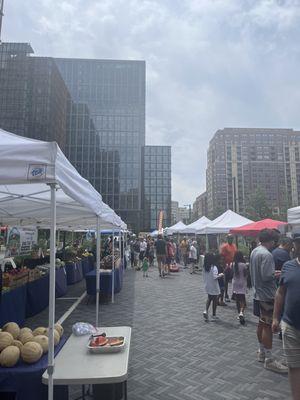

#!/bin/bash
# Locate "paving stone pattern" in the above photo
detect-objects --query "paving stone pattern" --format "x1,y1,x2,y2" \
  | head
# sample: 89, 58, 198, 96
29, 265, 291, 399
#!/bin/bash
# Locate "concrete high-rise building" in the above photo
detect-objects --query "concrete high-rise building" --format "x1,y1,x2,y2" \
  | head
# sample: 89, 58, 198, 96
142, 146, 171, 231
55, 58, 146, 232
0, 43, 69, 150
171, 201, 179, 225
207, 127, 300, 218
193, 192, 208, 220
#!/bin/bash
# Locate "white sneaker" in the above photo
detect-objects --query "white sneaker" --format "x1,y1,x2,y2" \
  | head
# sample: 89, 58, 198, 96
203, 311, 208, 321
257, 351, 265, 363
264, 358, 288, 374
239, 312, 245, 325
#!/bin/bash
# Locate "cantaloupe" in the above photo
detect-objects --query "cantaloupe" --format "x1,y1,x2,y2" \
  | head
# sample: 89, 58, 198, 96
54, 324, 64, 338
0, 345, 20, 367
2, 322, 20, 339
32, 335, 48, 354
19, 331, 34, 344
21, 341, 43, 364
18, 327, 32, 338
12, 340, 23, 351
46, 329, 60, 346
0, 332, 14, 351
33, 327, 47, 336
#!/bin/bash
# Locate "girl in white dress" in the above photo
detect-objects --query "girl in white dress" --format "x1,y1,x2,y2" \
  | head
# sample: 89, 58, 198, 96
203, 253, 224, 322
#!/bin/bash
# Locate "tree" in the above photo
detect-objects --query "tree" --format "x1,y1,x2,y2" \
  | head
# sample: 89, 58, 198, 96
245, 188, 273, 220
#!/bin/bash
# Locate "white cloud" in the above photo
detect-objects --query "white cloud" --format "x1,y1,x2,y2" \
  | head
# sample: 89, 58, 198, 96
3, 0, 300, 206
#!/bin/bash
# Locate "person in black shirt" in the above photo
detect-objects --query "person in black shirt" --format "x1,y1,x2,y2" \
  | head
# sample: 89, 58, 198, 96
273, 234, 300, 400
272, 237, 292, 271
155, 235, 167, 278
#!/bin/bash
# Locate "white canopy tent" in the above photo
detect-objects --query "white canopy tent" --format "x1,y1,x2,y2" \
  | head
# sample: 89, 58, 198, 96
0, 128, 125, 400
180, 216, 211, 234
165, 221, 187, 235
198, 210, 253, 234
287, 206, 300, 233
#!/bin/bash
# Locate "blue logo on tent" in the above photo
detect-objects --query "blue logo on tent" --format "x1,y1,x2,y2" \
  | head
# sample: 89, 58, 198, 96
27, 164, 47, 180
31, 167, 44, 177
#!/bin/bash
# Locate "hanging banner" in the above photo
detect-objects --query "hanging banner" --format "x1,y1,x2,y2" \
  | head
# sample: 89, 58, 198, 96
6, 227, 38, 256
157, 210, 164, 234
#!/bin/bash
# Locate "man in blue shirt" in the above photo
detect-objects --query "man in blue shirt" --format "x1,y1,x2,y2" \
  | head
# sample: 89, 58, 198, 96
273, 234, 300, 400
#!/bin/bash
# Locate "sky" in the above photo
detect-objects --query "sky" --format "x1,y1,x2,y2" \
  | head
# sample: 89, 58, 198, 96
3, 0, 300, 206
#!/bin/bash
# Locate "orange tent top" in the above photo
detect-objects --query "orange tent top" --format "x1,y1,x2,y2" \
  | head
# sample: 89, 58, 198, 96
230, 218, 287, 237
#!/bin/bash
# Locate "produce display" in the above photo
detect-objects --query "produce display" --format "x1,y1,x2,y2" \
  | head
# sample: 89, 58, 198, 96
0, 322, 64, 367
2, 267, 45, 293
100, 254, 120, 270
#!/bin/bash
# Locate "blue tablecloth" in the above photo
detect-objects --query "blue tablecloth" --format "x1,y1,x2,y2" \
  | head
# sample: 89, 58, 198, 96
81, 257, 90, 277
65, 261, 83, 285
0, 285, 27, 327
0, 336, 68, 400
85, 263, 123, 296
26, 274, 50, 318
55, 267, 67, 298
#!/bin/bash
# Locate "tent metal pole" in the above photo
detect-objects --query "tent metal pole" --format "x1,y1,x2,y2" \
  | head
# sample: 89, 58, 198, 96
47, 183, 56, 400
122, 231, 125, 268
95, 217, 101, 327
112, 229, 115, 303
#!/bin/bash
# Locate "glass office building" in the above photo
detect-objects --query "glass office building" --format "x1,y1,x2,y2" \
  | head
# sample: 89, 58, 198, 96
0, 43, 69, 150
142, 146, 171, 231
55, 58, 146, 232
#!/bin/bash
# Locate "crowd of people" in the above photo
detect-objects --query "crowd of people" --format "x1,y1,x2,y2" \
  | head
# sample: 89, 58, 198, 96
130, 229, 300, 400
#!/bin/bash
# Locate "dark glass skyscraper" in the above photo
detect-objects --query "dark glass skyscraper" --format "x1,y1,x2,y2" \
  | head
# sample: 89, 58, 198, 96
0, 43, 69, 150
55, 59, 146, 232
142, 146, 171, 231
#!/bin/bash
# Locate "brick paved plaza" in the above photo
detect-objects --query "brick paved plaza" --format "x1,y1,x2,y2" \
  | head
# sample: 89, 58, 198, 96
27, 265, 291, 400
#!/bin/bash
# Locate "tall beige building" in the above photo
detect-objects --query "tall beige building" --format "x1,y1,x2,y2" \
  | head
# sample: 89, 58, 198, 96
206, 128, 300, 218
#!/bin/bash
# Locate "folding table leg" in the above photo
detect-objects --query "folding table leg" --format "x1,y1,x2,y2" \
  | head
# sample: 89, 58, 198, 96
124, 381, 127, 400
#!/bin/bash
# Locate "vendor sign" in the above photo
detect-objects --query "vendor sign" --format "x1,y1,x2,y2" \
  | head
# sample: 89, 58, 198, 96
6, 227, 38, 256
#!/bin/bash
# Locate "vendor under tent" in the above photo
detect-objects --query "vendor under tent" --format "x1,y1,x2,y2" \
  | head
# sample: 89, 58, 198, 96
0, 128, 124, 400
165, 221, 187, 235
230, 218, 287, 236
181, 216, 211, 234
198, 210, 253, 234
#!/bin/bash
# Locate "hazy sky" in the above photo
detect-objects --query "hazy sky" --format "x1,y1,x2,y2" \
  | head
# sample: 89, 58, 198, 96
3, 0, 300, 205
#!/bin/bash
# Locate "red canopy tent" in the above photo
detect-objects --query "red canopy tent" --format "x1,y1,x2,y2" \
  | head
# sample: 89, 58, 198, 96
230, 218, 287, 237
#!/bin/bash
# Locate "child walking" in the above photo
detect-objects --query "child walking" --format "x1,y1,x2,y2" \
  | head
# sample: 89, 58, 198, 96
203, 253, 224, 322
232, 251, 248, 325
142, 256, 149, 278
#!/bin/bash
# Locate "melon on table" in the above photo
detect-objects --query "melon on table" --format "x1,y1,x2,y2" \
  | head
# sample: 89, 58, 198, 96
0, 332, 14, 352
2, 322, 20, 339
54, 324, 64, 338
0, 345, 20, 367
32, 335, 49, 354
21, 341, 43, 364
12, 340, 23, 351
19, 331, 34, 344
46, 329, 60, 346
33, 327, 47, 337
18, 327, 32, 339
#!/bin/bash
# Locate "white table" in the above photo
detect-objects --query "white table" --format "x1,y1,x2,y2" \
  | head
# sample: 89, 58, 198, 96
42, 326, 131, 399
